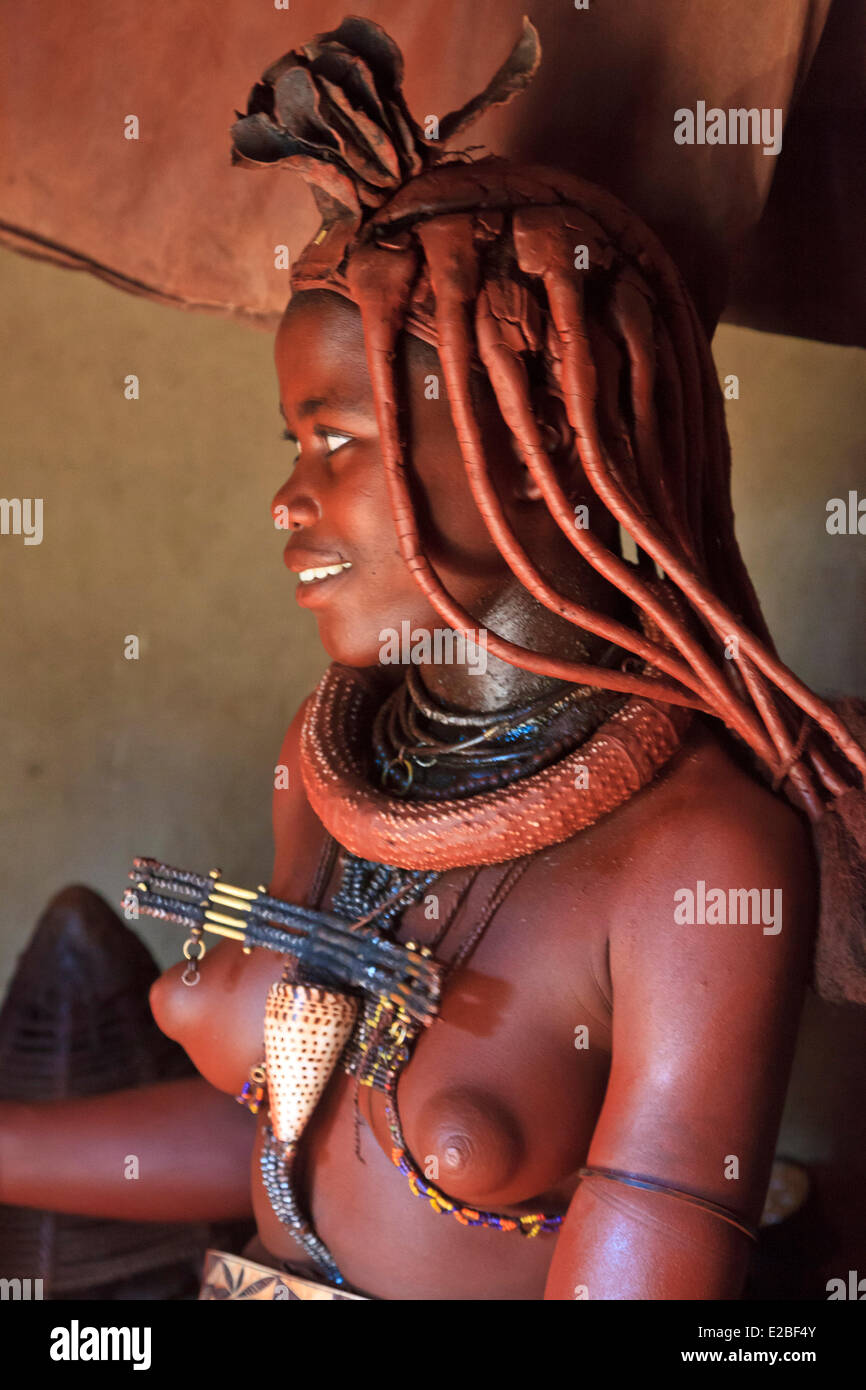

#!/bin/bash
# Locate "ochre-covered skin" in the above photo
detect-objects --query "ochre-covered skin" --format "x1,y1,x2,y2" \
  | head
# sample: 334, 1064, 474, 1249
143, 291, 818, 1299
150, 692, 815, 1299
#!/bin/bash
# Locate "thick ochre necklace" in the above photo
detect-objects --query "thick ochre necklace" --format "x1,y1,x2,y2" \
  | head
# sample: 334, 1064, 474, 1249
300, 657, 692, 870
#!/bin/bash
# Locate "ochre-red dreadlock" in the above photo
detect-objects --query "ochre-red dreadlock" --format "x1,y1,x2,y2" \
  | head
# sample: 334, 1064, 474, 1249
346, 165, 864, 818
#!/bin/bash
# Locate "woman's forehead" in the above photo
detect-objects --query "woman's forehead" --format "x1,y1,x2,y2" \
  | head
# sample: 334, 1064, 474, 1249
279, 288, 364, 348
276, 292, 369, 397
276, 288, 440, 395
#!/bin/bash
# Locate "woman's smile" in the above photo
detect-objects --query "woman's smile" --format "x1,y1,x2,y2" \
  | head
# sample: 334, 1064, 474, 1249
284, 544, 354, 605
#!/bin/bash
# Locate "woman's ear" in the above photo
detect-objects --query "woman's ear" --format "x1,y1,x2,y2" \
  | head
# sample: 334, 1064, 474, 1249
510, 394, 576, 502
513, 467, 544, 502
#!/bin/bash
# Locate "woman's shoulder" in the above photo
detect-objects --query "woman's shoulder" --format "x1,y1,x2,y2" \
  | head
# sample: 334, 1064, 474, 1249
545, 713, 815, 891
603, 715, 818, 977
640, 716, 816, 869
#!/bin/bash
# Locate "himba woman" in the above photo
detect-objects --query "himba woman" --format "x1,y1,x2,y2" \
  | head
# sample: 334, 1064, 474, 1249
3, 17, 866, 1301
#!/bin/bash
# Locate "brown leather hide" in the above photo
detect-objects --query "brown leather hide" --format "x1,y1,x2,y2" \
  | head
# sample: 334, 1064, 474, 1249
0, 0, 861, 344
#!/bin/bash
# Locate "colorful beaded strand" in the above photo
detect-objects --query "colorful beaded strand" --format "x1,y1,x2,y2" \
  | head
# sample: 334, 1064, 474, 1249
382, 1090, 562, 1237
259, 1124, 347, 1287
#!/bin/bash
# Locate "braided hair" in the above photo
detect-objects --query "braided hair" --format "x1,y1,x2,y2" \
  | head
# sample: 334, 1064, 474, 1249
232, 17, 866, 1000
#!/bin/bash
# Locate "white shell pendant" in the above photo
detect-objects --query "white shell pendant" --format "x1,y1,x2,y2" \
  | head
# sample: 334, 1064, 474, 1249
263, 981, 358, 1145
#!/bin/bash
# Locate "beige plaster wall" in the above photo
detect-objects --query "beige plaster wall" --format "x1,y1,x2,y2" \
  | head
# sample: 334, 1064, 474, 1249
0, 245, 863, 993
0, 248, 328, 984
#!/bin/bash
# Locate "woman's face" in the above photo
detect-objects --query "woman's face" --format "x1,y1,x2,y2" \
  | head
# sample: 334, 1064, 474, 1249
272, 289, 537, 668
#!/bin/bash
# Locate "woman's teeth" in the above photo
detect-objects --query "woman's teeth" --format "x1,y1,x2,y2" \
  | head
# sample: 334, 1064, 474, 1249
298, 561, 352, 584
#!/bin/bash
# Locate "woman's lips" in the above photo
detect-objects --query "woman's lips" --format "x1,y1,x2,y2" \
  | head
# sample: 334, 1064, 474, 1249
284, 546, 352, 606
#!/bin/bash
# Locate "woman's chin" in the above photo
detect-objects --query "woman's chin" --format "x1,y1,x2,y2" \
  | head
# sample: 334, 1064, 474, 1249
315, 620, 391, 671
312, 600, 453, 672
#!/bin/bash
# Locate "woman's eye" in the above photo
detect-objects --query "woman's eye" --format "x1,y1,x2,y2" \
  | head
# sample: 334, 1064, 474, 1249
280, 427, 352, 459
321, 430, 353, 456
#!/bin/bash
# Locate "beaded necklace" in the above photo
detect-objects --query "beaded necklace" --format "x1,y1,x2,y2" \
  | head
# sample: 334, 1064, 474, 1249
373, 649, 626, 799
262, 836, 561, 1290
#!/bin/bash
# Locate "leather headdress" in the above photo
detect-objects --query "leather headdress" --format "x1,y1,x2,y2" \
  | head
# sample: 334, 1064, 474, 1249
231, 14, 541, 349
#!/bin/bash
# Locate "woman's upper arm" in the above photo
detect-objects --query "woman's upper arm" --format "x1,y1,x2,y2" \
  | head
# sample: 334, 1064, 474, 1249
545, 790, 816, 1299
150, 696, 318, 1096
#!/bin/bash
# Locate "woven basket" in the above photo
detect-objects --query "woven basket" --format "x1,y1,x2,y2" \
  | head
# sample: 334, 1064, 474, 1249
0, 884, 229, 1298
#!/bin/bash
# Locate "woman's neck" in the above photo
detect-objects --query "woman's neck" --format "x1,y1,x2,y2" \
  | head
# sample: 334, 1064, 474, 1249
415, 574, 632, 716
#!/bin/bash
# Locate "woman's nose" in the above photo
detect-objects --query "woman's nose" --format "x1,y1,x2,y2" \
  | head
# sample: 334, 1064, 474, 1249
271, 474, 322, 530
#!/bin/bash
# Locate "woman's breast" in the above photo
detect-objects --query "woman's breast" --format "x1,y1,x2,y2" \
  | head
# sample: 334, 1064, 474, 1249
252, 861, 614, 1298
253, 1027, 609, 1298
363, 964, 611, 1209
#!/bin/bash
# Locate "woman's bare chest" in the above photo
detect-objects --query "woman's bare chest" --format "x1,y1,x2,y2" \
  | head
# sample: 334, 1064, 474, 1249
253, 839, 614, 1291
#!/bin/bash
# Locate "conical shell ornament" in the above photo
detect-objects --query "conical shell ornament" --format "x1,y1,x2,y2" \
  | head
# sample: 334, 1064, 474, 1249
263, 981, 358, 1144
